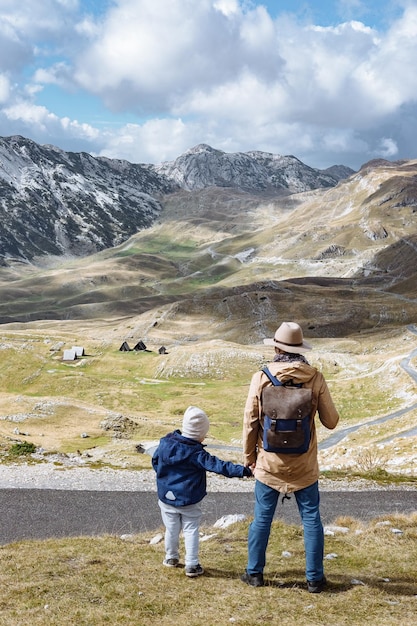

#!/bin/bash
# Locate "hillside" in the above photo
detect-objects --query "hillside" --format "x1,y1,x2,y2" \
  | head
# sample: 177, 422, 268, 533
0, 151, 416, 476
0, 137, 351, 264
0, 135, 172, 262
0, 158, 416, 339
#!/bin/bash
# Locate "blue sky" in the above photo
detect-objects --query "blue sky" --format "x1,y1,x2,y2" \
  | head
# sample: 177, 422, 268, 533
0, 0, 416, 169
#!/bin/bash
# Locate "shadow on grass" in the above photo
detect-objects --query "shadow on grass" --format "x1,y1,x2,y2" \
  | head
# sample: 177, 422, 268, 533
199, 568, 417, 597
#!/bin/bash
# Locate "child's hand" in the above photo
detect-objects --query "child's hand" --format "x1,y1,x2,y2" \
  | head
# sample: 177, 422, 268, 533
244, 463, 255, 476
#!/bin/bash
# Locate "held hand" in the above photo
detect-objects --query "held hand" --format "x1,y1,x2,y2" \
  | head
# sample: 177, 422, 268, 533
245, 463, 256, 475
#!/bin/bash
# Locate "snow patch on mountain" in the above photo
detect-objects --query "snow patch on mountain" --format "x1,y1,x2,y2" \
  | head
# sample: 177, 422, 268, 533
155, 143, 353, 192
0, 136, 354, 264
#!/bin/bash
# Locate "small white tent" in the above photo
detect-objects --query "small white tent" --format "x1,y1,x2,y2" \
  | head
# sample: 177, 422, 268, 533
63, 349, 77, 361
72, 346, 85, 357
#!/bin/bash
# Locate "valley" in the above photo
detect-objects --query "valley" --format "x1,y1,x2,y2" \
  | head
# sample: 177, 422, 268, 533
0, 146, 416, 480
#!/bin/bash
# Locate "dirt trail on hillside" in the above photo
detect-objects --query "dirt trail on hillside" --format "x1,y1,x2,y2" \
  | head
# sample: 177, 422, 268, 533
319, 325, 417, 450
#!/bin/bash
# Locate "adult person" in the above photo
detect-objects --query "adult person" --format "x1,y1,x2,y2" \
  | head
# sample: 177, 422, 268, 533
241, 321, 339, 592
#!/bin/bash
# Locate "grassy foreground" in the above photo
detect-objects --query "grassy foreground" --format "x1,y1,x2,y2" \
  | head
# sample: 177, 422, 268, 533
0, 513, 416, 625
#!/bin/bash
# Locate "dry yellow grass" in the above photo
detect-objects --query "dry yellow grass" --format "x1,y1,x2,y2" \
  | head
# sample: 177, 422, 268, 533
0, 513, 416, 625
0, 323, 415, 473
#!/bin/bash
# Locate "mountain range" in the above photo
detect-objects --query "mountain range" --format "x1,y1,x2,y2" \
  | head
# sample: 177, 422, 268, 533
1, 135, 416, 475
0, 136, 353, 264
0, 135, 416, 344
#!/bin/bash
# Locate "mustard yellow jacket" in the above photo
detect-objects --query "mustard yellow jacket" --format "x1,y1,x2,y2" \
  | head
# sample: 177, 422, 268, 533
243, 360, 339, 493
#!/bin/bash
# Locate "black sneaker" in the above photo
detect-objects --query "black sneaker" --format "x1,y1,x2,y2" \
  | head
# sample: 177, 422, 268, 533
240, 571, 264, 587
307, 576, 327, 593
185, 564, 204, 577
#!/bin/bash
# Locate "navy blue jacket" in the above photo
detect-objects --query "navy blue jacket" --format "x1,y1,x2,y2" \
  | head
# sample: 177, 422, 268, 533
152, 429, 251, 506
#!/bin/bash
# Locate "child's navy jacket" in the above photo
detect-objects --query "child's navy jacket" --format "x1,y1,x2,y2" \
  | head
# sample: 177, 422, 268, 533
152, 429, 251, 506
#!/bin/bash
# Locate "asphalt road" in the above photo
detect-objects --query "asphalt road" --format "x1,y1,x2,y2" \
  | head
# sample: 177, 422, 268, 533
1, 489, 416, 544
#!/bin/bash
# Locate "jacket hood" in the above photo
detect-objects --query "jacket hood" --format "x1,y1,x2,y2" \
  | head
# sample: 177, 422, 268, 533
157, 430, 202, 465
268, 360, 317, 385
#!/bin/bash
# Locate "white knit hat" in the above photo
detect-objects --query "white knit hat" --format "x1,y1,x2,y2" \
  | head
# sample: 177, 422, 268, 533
182, 406, 210, 441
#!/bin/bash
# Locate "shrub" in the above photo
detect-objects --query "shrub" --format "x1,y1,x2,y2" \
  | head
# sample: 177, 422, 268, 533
8, 441, 37, 457
353, 446, 389, 472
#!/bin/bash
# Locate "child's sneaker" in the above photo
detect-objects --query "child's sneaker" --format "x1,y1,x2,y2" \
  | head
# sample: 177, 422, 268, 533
185, 564, 204, 577
163, 558, 179, 567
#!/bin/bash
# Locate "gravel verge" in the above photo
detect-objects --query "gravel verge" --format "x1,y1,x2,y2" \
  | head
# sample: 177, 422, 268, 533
0, 463, 415, 491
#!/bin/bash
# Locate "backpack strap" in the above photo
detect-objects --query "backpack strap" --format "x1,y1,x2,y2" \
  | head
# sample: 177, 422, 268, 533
262, 367, 301, 388
262, 367, 283, 387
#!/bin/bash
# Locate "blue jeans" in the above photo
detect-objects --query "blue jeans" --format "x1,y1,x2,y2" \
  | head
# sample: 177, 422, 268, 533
158, 500, 202, 567
246, 480, 324, 582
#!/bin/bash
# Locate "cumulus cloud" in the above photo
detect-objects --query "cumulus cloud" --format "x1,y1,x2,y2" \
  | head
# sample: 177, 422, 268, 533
0, 0, 417, 168
3, 99, 99, 140
73, 0, 280, 113
0, 75, 10, 103
376, 137, 398, 158
98, 118, 198, 164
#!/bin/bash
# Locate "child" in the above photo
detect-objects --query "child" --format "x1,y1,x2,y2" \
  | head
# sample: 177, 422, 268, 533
152, 405, 252, 577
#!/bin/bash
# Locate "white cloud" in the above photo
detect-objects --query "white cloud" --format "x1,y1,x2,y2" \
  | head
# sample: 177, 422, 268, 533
98, 118, 197, 164
3, 100, 99, 141
0, 0, 417, 169
0, 75, 10, 103
213, 0, 240, 16
73, 0, 258, 113
4, 101, 55, 129
359, 4, 417, 107
70, 2, 417, 133
0, 1, 78, 41
375, 137, 398, 159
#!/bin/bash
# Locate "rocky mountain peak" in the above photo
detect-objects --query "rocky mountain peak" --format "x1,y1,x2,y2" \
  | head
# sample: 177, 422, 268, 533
0, 135, 173, 263
0, 134, 355, 264
186, 144, 221, 155
155, 145, 354, 192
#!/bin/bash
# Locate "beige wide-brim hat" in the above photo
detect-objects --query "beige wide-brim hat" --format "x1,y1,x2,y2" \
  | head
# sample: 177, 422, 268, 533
263, 321, 312, 353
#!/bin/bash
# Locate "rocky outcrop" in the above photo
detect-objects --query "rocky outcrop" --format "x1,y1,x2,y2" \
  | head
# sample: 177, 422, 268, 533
0, 135, 174, 263
0, 136, 355, 264
154, 143, 353, 192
